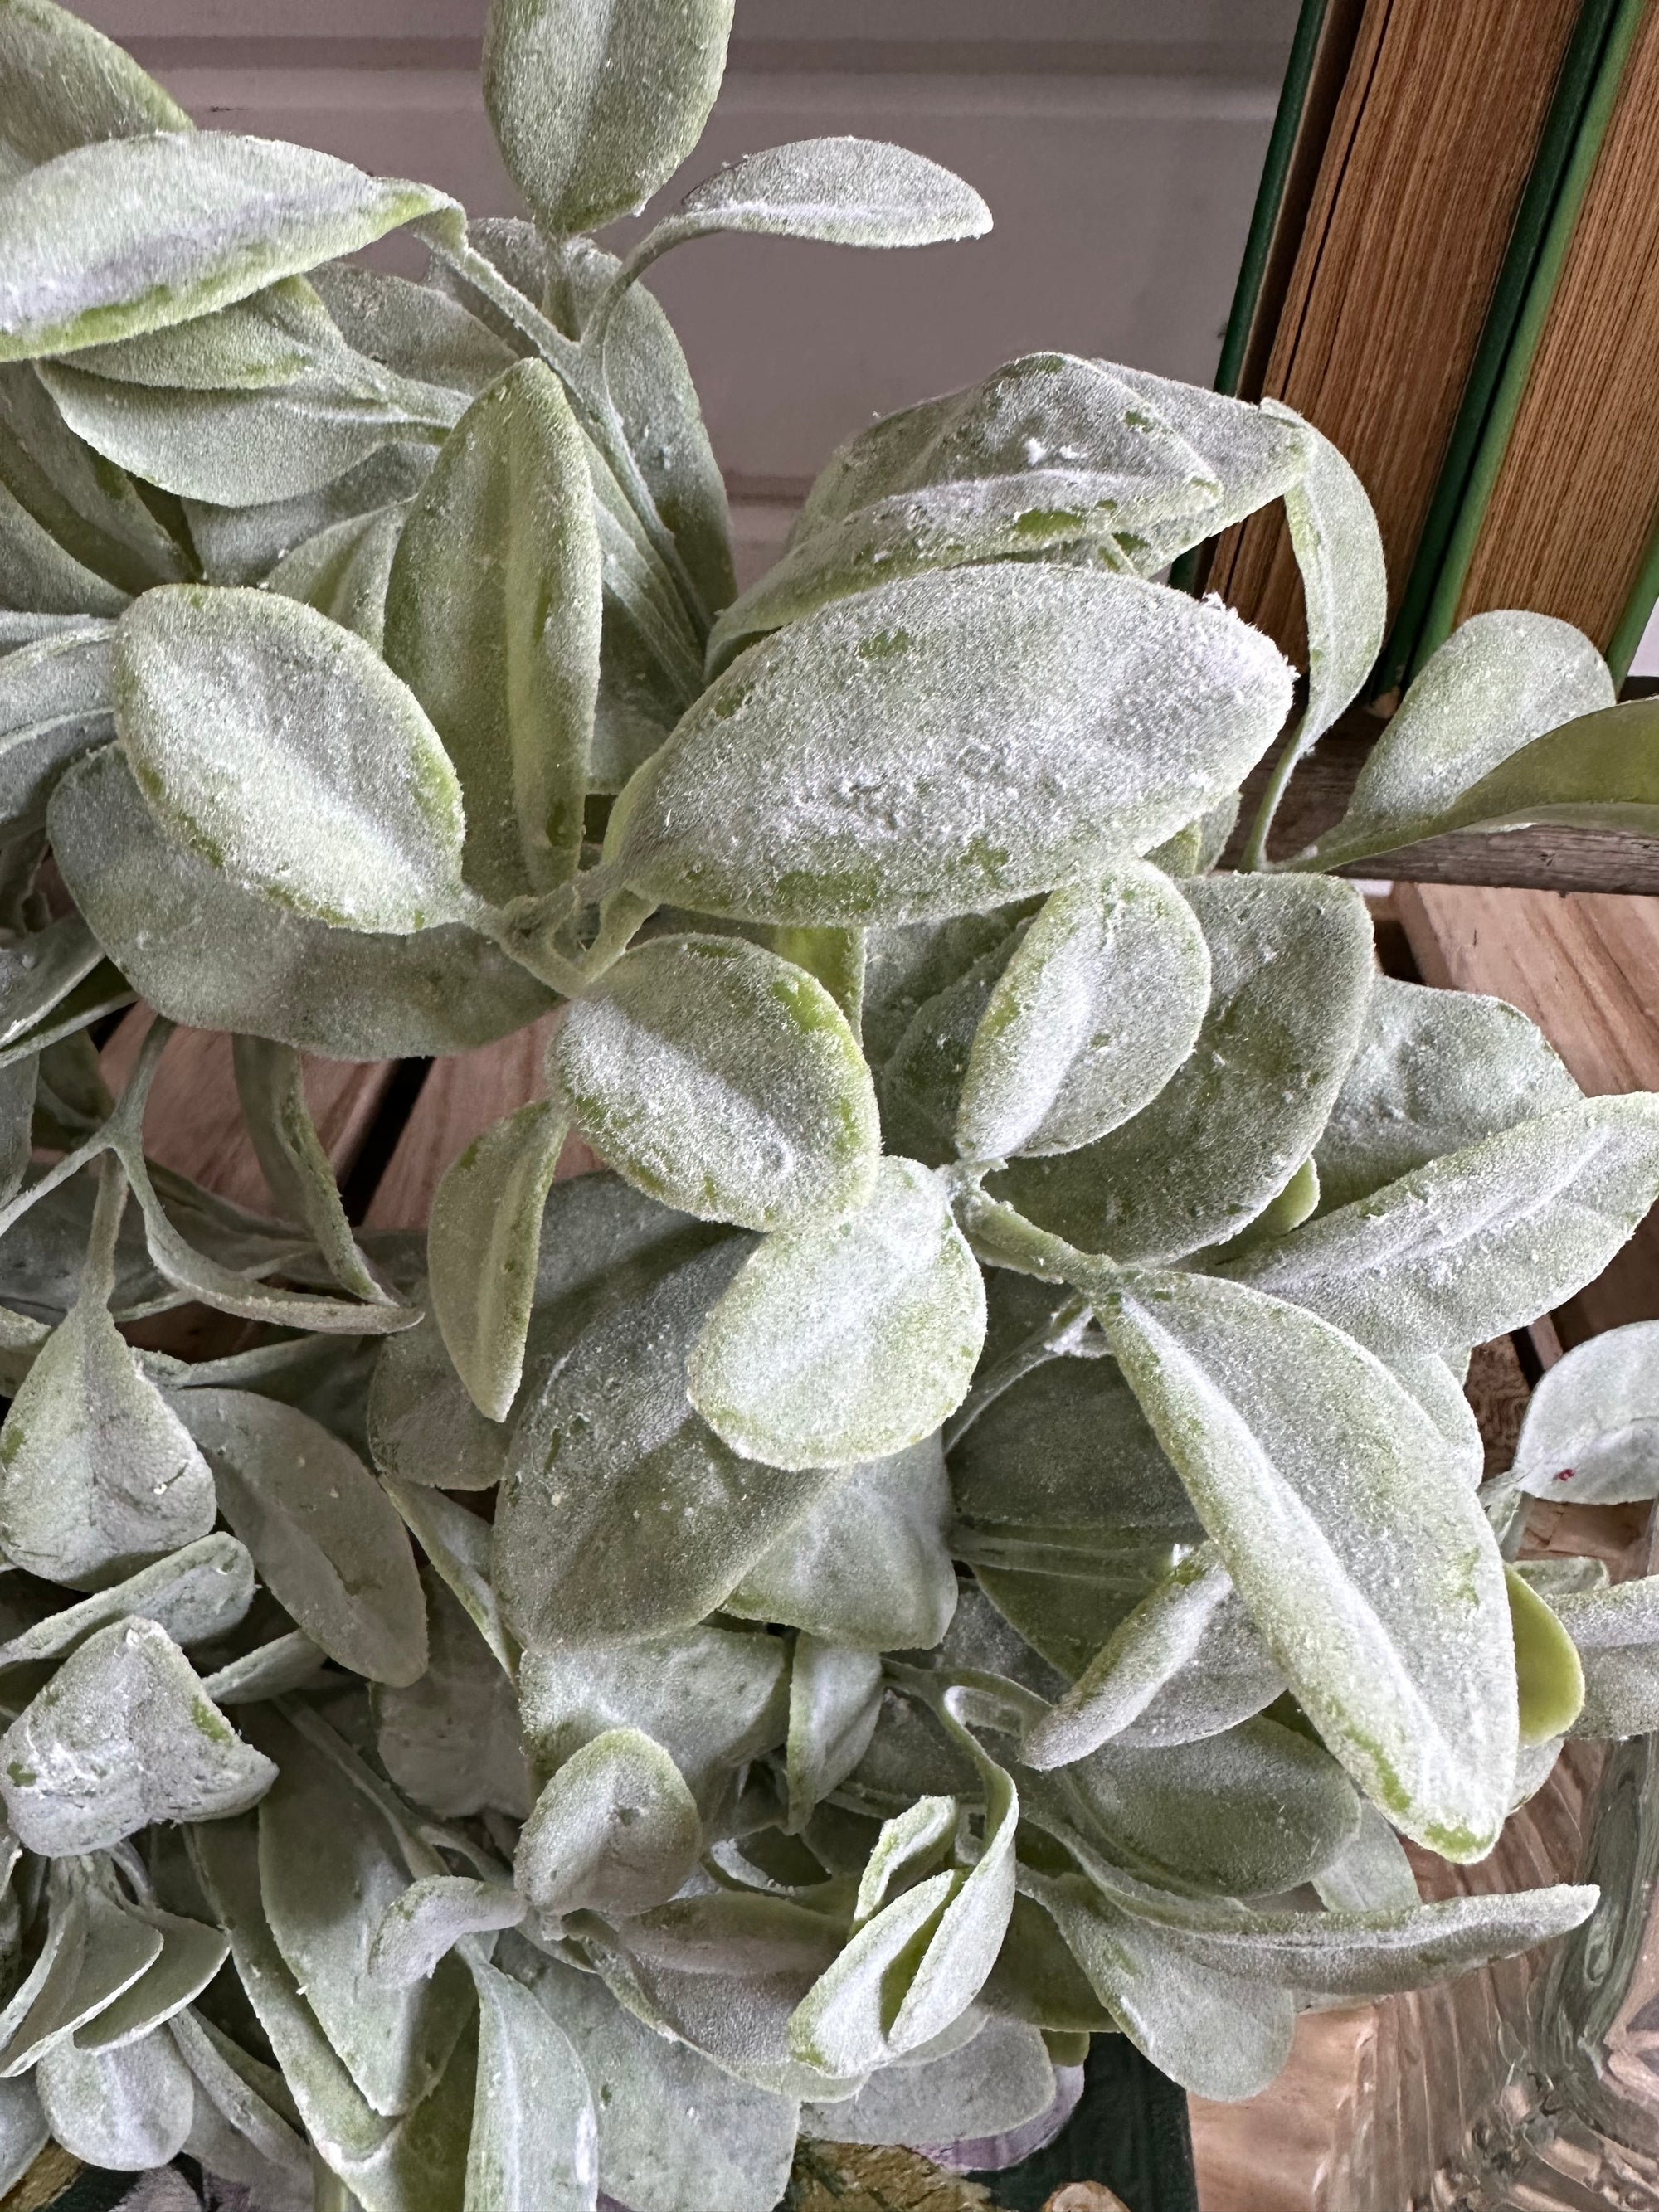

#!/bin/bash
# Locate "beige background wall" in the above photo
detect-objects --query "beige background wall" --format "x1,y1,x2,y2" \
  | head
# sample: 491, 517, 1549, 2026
80, 0, 1297, 573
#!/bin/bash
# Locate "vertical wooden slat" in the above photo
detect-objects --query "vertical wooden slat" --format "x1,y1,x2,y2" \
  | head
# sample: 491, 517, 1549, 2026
363, 1016, 597, 1231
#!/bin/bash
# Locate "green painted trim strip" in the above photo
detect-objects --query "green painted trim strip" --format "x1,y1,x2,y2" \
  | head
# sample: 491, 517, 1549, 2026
1214, 0, 1333, 401
1377, 0, 1622, 695
1171, 0, 1332, 596
1404, 0, 1647, 683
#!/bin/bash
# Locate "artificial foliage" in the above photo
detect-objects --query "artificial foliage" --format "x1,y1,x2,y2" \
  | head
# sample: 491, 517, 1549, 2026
0, 0, 1654, 2205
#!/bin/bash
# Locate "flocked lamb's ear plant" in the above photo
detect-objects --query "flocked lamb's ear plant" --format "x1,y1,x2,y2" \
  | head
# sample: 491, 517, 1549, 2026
0, 0, 1655, 2197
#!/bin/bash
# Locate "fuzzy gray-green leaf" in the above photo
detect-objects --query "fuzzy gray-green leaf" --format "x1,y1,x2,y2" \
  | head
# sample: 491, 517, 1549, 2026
604, 566, 1292, 927
0, 1280, 216, 1587
497, 1242, 832, 1648
690, 1157, 985, 1470
1309, 611, 1616, 868
483, 0, 732, 236
0, 132, 456, 360
0, 0, 189, 182
553, 935, 878, 1232
52, 745, 554, 1060
995, 873, 1373, 1260
176, 1387, 427, 1685
0, 1618, 274, 1853
515, 1727, 701, 1920
666, 136, 990, 251
1313, 975, 1580, 1213
958, 859, 1210, 1160
1511, 1320, 1659, 1504
114, 584, 469, 935
385, 359, 600, 907
1096, 1269, 1515, 1860
429, 1101, 571, 1422
1229, 1096, 1659, 1359
726, 1437, 957, 1650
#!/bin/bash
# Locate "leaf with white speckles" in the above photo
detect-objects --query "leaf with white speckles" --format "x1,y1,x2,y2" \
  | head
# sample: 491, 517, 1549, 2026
1313, 975, 1580, 1213
1309, 611, 1615, 868
957, 859, 1210, 1160
709, 352, 1224, 664
1260, 398, 1385, 770
51, 745, 554, 1060
1512, 1318, 1659, 1503
429, 1100, 572, 1422
995, 873, 1373, 1260
0, 1618, 274, 1853
1228, 1096, 1659, 1358
385, 359, 600, 907
515, 1727, 701, 1921
175, 1388, 427, 1685
603, 566, 1293, 928
553, 935, 879, 1232
726, 1437, 957, 1651
496, 1241, 833, 1649
114, 584, 471, 935
484, 0, 732, 236
0, 133, 458, 361
1094, 1267, 1516, 1860
368, 1879, 525, 1991
465, 1956, 597, 2212
690, 1159, 985, 1471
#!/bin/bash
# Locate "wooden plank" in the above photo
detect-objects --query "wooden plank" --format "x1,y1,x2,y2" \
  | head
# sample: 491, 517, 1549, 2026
363, 1017, 597, 1231
98, 1009, 395, 1213
1394, 883, 1659, 1341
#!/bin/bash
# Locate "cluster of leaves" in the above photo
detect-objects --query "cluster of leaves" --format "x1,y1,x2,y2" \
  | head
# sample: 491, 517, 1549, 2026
0, 0, 1655, 2205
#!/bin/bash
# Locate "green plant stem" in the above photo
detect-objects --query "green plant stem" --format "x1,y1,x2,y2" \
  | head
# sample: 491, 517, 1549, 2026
80, 1152, 129, 1309
953, 1186, 1096, 1286
1241, 702, 1313, 871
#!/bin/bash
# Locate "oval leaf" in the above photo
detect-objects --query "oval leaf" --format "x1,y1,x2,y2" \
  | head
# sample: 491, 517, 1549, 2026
1229, 1096, 1659, 1359
52, 745, 553, 1061
671, 137, 990, 250
429, 1100, 572, 1422
604, 566, 1293, 926
957, 859, 1210, 1159
1311, 610, 1615, 867
1095, 1268, 1516, 1860
0, 133, 455, 360
1513, 1318, 1659, 1504
495, 1242, 833, 1649
465, 1957, 598, 2212
175, 1387, 427, 1685
689, 1157, 986, 1470
368, 1878, 526, 1991
385, 359, 601, 906
514, 1728, 701, 1920
483, 0, 733, 236
552, 934, 879, 1232
995, 873, 1374, 1261
114, 584, 469, 935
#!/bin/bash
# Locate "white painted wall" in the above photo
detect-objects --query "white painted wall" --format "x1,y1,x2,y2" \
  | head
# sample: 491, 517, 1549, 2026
79, 2, 1293, 532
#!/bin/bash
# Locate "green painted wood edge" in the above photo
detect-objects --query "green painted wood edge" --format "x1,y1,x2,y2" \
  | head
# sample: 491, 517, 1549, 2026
1376, 0, 1622, 697
1214, 0, 1334, 403
1170, 0, 1332, 597
1402, 0, 1647, 684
